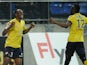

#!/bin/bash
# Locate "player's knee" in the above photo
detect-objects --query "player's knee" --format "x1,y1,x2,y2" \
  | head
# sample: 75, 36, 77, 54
3, 57, 10, 65
15, 59, 22, 65
79, 54, 86, 63
66, 55, 71, 59
16, 63, 22, 65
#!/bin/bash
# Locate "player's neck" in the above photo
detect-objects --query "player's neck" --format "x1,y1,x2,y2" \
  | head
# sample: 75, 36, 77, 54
16, 18, 21, 22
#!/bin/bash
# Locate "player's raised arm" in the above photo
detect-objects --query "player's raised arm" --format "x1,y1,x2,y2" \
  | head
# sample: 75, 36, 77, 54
49, 17, 72, 28
23, 22, 35, 34
2, 22, 15, 36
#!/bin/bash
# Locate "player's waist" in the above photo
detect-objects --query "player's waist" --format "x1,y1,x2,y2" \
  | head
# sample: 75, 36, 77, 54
68, 36, 84, 42
5, 43, 21, 48
68, 40, 84, 42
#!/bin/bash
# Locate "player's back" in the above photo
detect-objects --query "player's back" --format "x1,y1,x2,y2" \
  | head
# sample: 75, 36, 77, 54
68, 13, 87, 42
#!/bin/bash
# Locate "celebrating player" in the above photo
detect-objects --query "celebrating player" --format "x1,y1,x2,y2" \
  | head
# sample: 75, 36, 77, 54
2, 9, 35, 65
50, 4, 87, 65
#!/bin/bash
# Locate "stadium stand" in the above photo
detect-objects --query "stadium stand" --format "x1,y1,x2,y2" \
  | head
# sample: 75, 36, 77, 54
0, 3, 10, 19
49, 2, 64, 15
0, 2, 87, 25
79, 3, 87, 15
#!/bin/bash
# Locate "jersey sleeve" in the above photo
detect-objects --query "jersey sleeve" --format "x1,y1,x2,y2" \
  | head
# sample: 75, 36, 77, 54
5, 19, 14, 30
23, 26, 26, 31
23, 21, 27, 31
7, 19, 13, 25
85, 17, 87, 24
67, 15, 73, 23
9, 19, 15, 23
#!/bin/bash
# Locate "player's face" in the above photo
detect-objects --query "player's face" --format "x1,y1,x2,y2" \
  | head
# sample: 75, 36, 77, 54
16, 10, 23, 19
70, 6, 76, 15
70, 7, 74, 15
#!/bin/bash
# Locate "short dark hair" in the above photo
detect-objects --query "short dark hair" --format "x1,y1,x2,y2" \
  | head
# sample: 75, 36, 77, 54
14, 9, 18, 14
73, 4, 80, 13
14, 9, 23, 14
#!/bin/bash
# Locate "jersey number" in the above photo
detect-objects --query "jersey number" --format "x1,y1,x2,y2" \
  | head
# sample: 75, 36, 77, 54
77, 19, 85, 29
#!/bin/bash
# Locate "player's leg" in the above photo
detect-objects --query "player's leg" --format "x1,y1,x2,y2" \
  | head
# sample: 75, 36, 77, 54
14, 58, 22, 65
76, 42, 87, 65
64, 42, 75, 65
2, 47, 13, 65
9, 59, 15, 65
3, 57, 10, 65
14, 48, 23, 65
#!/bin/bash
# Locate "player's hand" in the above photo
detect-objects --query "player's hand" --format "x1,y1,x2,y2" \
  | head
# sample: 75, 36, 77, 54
49, 17, 57, 24
5, 22, 15, 29
30, 22, 35, 28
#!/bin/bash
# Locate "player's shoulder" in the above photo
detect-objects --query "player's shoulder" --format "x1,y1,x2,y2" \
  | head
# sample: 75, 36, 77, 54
68, 15, 73, 20
81, 14, 87, 20
21, 19, 25, 24
21, 19, 25, 22
9, 18, 16, 23
21, 19, 25, 25
79, 13, 87, 22
68, 15, 73, 18
78, 13, 87, 18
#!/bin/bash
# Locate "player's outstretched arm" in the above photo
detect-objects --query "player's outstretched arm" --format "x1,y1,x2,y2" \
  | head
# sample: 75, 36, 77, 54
23, 22, 35, 34
2, 22, 15, 36
49, 17, 71, 28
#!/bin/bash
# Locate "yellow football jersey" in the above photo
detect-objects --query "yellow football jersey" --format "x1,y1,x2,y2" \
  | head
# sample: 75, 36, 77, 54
5, 18, 26, 48
68, 13, 87, 42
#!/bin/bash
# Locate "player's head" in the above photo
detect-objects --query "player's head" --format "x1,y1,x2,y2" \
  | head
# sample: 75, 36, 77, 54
15, 9, 23, 19
70, 4, 80, 15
